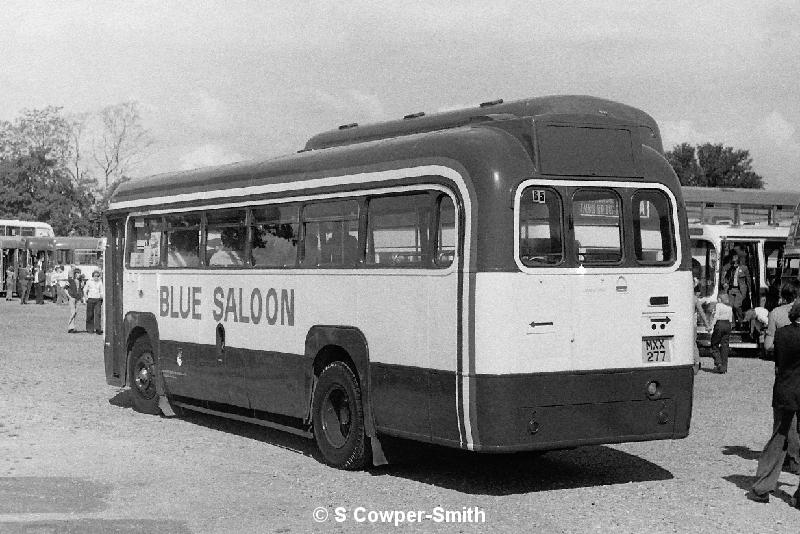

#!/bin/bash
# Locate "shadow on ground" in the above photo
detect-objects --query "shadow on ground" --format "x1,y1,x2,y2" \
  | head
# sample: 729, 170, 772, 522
109, 391, 673, 496
0, 477, 110, 514
369, 437, 674, 496
722, 445, 762, 461
723, 474, 795, 506
108, 389, 135, 410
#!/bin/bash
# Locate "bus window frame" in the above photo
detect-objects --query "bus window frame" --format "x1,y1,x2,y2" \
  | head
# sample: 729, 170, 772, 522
631, 189, 676, 266
571, 187, 625, 266
122, 184, 461, 273
513, 179, 681, 273
517, 185, 565, 268
364, 191, 435, 269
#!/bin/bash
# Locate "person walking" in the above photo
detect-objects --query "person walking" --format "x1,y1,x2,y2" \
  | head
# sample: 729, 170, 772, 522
5, 265, 16, 300
710, 293, 733, 374
763, 279, 800, 474
748, 300, 800, 506
66, 268, 83, 333
84, 271, 104, 335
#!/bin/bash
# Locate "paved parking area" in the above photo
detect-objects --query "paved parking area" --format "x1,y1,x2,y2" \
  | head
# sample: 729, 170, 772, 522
0, 299, 797, 533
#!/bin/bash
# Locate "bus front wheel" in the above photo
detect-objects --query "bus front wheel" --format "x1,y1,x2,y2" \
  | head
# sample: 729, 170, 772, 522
129, 337, 160, 415
312, 362, 368, 470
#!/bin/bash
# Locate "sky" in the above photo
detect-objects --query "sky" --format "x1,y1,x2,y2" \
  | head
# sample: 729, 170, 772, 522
1, 1, 798, 189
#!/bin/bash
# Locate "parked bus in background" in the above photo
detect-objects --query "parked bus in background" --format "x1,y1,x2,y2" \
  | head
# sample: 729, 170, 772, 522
685, 187, 800, 353
0, 219, 55, 238
54, 236, 106, 277
779, 202, 800, 284
103, 95, 695, 469
1, 236, 25, 297
0, 221, 56, 296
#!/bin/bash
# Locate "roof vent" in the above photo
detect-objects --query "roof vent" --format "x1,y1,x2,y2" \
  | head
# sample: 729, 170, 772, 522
403, 112, 425, 120
479, 99, 504, 108
338, 123, 358, 130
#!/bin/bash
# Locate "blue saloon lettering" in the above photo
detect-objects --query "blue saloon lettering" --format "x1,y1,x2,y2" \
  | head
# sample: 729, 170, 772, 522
159, 285, 296, 326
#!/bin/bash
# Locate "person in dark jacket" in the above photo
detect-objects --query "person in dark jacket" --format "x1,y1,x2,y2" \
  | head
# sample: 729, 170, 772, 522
66, 268, 83, 333
748, 300, 800, 505
34, 260, 46, 304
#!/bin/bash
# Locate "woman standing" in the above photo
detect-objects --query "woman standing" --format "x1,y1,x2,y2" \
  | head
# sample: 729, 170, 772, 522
748, 300, 800, 506
84, 271, 104, 335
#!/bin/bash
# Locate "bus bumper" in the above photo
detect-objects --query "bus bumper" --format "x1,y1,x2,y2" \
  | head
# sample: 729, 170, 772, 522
470, 365, 694, 452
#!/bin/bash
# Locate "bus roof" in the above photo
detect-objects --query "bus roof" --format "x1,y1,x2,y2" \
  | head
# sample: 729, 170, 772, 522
24, 237, 55, 250
682, 187, 800, 208
54, 236, 105, 249
305, 94, 663, 153
109, 96, 674, 214
688, 223, 789, 240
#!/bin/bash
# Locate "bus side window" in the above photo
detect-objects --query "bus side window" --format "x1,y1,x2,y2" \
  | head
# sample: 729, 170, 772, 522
366, 193, 431, 267
436, 195, 456, 267
128, 217, 163, 268
165, 214, 201, 268
206, 209, 248, 267
518, 186, 563, 266
250, 204, 300, 268
301, 200, 360, 268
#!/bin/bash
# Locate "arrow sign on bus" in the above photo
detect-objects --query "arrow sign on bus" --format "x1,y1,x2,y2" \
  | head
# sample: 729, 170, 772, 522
529, 321, 554, 328
650, 316, 671, 324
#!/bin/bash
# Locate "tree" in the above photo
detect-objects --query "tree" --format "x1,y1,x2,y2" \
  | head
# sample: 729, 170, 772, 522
665, 142, 764, 189
0, 152, 95, 235
92, 101, 152, 191
0, 107, 97, 234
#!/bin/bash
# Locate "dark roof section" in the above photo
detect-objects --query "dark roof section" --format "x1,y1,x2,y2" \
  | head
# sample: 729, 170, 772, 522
54, 236, 105, 249
305, 94, 663, 153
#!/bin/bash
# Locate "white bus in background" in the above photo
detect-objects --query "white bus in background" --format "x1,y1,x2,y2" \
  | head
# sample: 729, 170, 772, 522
780, 202, 800, 284
684, 187, 800, 352
54, 236, 106, 277
0, 219, 55, 238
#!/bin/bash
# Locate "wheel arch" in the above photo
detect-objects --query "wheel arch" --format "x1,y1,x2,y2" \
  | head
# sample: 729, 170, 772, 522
304, 326, 375, 439
122, 312, 161, 390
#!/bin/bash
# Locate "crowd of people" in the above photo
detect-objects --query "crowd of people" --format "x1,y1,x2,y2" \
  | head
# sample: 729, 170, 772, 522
3, 261, 104, 334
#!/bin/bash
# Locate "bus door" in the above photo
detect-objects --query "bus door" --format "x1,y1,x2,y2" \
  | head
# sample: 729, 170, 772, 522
720, 240, 759, 316
764, 240, 785, 308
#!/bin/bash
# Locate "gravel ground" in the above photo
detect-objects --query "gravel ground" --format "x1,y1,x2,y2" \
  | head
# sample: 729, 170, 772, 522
1, 298, 799, 533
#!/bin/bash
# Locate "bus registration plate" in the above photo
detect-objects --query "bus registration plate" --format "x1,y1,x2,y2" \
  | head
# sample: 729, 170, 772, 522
642, 337, 671, 363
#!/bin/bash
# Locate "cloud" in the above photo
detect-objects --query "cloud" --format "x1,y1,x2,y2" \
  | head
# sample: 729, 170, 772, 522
179, 143, 245, 171
757, 111, 797, 146
308, 89, 387, 123
187, 89, 232, 131
658, 120, 728, 149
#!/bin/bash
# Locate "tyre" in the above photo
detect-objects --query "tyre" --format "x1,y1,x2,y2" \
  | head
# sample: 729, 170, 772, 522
129, 337, 161, 415
312, 362, 368, 470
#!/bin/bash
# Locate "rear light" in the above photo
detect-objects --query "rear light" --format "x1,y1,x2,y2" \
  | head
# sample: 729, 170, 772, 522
646, 380, 662, 400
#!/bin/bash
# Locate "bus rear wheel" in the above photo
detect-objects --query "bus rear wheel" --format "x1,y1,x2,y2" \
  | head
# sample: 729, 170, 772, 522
312, 362, 368, 470
129, 337, 160, 415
